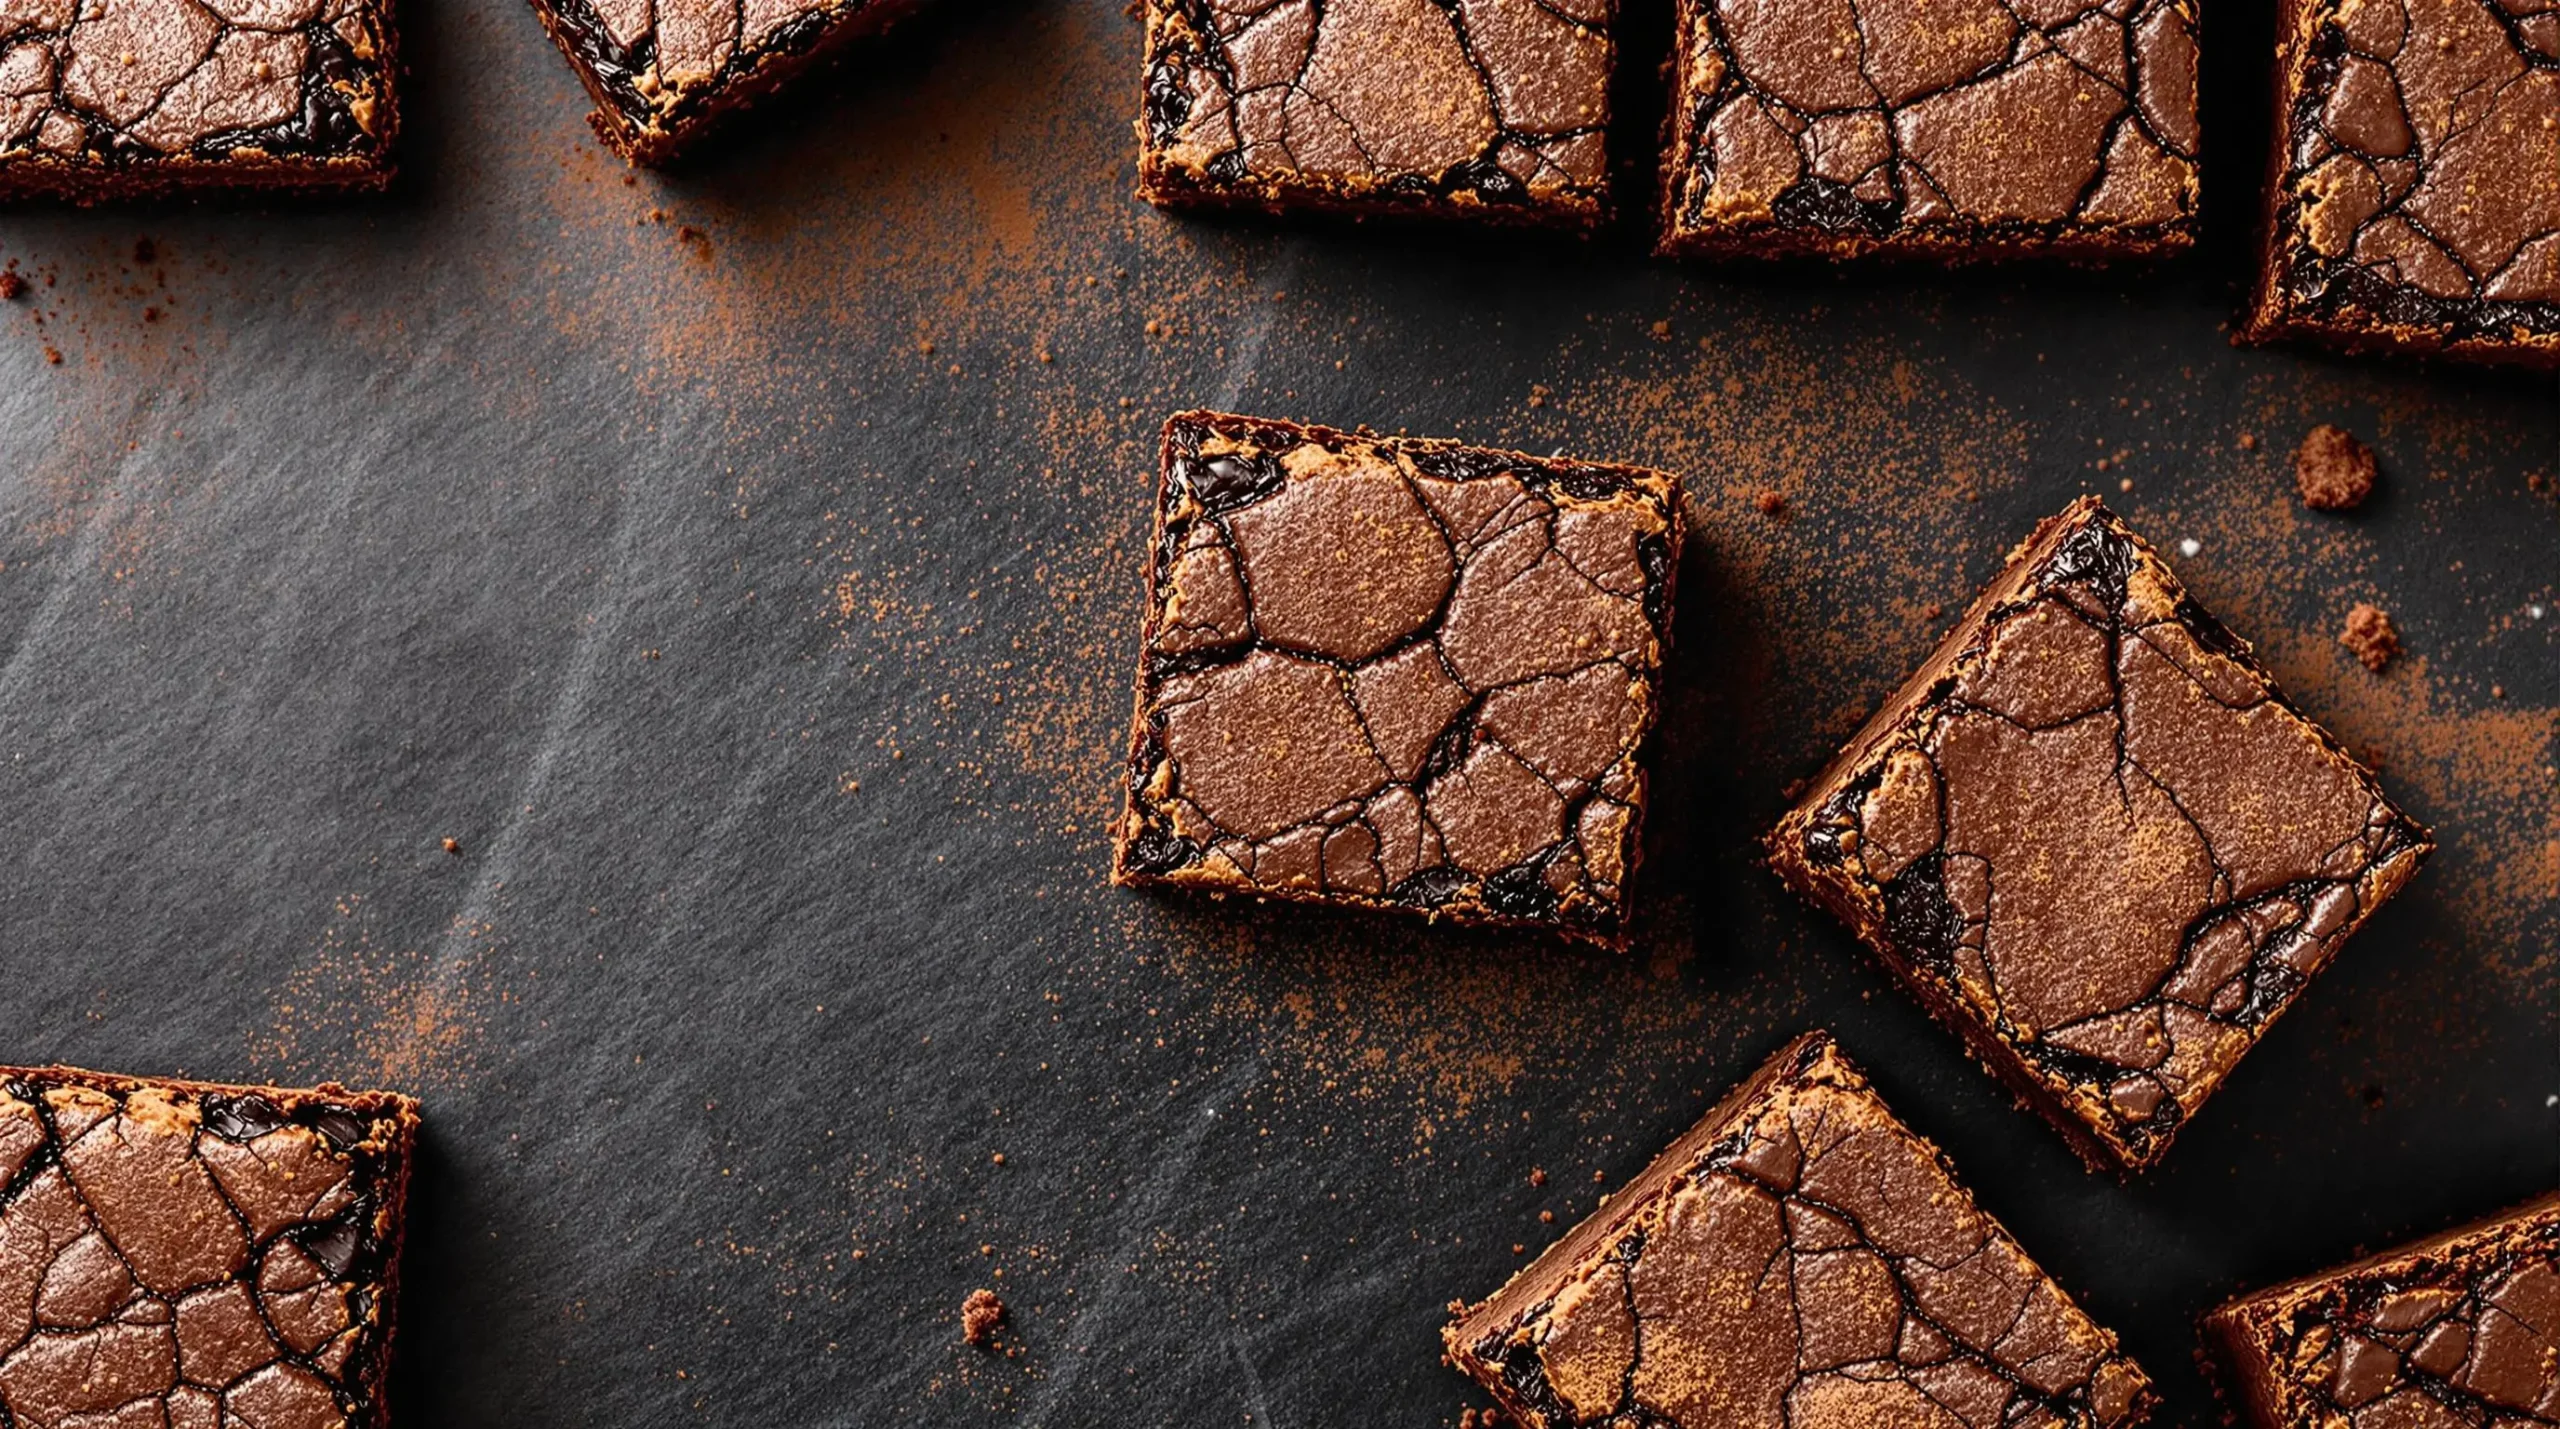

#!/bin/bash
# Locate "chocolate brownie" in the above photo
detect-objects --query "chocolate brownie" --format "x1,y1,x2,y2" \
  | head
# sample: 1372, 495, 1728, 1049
2241, 0, 2560, 365
1136, 0, 1616, 227
1655, 0, 2198, 260
2203, 1191, 2560, 1428
0, 0, 395, 200
1113, 411, 1682, 941
1445, 1030, 2156, 1429
525, 0, 924, 164
1768, 498, 2430, 1172
0, 1064, 417, 1428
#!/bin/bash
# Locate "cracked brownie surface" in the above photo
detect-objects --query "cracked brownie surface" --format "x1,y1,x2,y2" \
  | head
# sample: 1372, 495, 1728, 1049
0, 1066, 416, 1429
1136, 0, 1616, 226
526, 0, 922, 163
1768, 498, 2429, 1173
1445, 1031, 2155, 1429
0, 0, 393, 200
2205, 1192, 2560, 1429
2244, 0, 2560, 365
1655, 0, 2197, 259
1112, 411, 1681, 942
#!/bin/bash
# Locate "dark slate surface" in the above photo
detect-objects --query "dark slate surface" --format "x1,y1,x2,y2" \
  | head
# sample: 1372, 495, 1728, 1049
0, 0, 2552, 1424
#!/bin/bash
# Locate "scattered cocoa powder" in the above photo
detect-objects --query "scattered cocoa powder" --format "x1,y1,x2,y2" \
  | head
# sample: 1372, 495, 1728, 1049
2295, 425, 2377, 511
2341, 603, 2399, 672
961, 1288, 1005, 1347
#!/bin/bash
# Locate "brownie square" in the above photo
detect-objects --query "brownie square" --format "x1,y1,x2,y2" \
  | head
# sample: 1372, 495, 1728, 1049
0, 0, 396, 201
1113, 411, 1682, 942
1656, 0, 2198, 260
0, 1064, 418, 1427
1768, 498, 2429, 1173
2241, 0, 2560, 366
1136, 0, 1615, 227
2203, 1192, 2560, 1428
526, 0, 923, 164
1446, 1030, 2156, 1429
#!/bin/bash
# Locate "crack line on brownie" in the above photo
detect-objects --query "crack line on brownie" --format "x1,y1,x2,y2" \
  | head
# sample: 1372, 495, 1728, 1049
1774, 503, 2428, 1169
1141, 0, 1614, 216
0, 1075, 403, 1428
1118, 415, 1676, 936
1462, 1043, 2146, 1427
0, 0, 389, 179
1663, 0, 2197, 252
2260, 0, 2560, 354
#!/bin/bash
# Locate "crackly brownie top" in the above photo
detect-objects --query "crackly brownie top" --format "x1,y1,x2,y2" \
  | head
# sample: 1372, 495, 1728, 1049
2268, 0, 2560, 342
1118, 413, 1678, 936
544, 0, 867, 135
0, 0, 387, 169
1451, 1033, 2151, 1429
2220, 1195, 2560, 1428
0, 1069, 410, 1429
1663, 0, 2197, 246
1790, 501, 2426, 1167
1140, 0, 1614, 215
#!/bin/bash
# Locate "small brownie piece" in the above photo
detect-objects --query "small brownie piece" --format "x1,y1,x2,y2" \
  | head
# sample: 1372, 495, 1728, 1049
1656, 0, 2197, 260
1113, 411, 1681, 941
2242, 0, 2560, 365
1768, 498, 2429, 1173
2204, 1192, 2560, 1428
1446, 1030, 2156, 1429
0, 1064, 417, 1428
526, 0, 923, 164
0, 0, 395, 200
1136, 0, 1615, 226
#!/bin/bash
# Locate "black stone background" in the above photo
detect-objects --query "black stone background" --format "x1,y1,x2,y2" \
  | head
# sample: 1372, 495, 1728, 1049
0, 0, 2553, 1422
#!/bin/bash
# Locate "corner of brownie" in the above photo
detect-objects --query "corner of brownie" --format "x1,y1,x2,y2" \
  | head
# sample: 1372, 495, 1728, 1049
0, 1064, 419, 1428
1135, 0, 1615, 227
2201, 1191, 2560, 1429
1113, 410, 1682, 942
1445, 1029, 2156, 1429
1766, 496, 2430, 1172
1655, 0, 2198, 261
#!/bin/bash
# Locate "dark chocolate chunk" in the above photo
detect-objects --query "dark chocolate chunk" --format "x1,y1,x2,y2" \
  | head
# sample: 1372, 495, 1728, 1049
2242, 0, 2560, 366
2205, 1192, 2560, 1429
1767, 498, 2430, 1172
1113, 410, 1684, 942
0, 1064, 417, 1428
525, 0, 926, 164
0, 0, 396, 201
1136, 0, 1616, 228
1445, 1030, 2157, 1429
1656, 0, 2198, 260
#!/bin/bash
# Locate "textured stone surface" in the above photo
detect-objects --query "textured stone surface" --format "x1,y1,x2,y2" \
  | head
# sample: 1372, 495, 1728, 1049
0, 1068, 414, 1429
2245, 0, 2560, 364
1446, 1032, 2155, 1429
1114, 411, 1681, 940
2208, 1192, 2560, 1429
1656, 0, 2197, 258
1768, 499, 2430, 1171
1137, 0, 1615, 225
0, 0, 391, 198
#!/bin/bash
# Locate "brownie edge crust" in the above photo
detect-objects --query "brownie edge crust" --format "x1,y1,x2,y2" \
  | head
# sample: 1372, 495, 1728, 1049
1113, 411, 1682, 942
1445, 1030, 2156, 1429
2201, 1191, 2560, 1429
0, 1064, 418, 1429
1767, 497, 2429, 1173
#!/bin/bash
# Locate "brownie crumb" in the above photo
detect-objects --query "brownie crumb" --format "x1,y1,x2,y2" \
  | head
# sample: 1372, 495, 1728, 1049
441, 837, 462, 855
1527, 1167, 1546, 1188
961, 1288, 1005, 1347
0, 271, 22, 301
2295, 425, 2377, 511
2238, 433, 2259, 451
1754, 489, 1787, 516
2341, 603, 2399, 672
